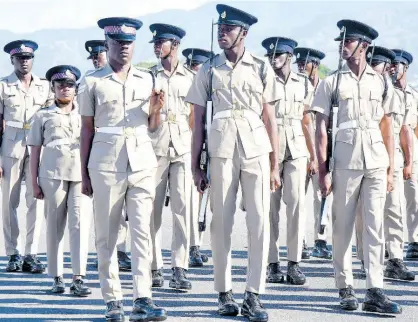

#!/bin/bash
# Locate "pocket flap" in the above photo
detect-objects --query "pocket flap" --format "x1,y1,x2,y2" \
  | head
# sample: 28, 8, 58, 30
370, 90, 382, 102
336, 129, 354, 144
339, 90, 353, 101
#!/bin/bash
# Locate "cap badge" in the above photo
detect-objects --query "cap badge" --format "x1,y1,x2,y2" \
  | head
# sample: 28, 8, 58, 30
221, 11, 227, 19
297, 53, 300, 59
188, 53, 193, 59
120, 24, 129, 33
269, 43, 274, 50
152, 30, 157, 37
20, 44, 26, 50
88, 47, 92, 52
65, 70, 73, 77
367, 52, 372, 58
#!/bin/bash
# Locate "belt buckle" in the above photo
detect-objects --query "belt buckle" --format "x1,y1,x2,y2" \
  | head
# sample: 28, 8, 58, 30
168, 113, 176, 123
124, 127, 134, 136
283, 118, 290, 126
359, 119, 367, 130
232, 109, 243, 118
23, 123, 31, 130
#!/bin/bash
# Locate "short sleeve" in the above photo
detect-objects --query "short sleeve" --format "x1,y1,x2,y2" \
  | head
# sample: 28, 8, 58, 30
185, 64, 209, 107
45, 85, 55, 108
27, 112, 44, 146
310, 78, 332, 117
261, 60, 281, 104
0, 84, 4, 115
382, 76, 395, 115
77, 76, 95, 117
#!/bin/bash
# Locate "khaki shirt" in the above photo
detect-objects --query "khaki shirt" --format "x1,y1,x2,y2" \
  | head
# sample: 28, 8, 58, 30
0, 72, 54, 159
403, 84, 418, 163
28, 104, 81, 181
78, 63, 157, 173
186, 49, 281, 159
310, 63, 394, 170
308, 80, 321, 130
275, 71, 310, 161
150, 63, 194, 157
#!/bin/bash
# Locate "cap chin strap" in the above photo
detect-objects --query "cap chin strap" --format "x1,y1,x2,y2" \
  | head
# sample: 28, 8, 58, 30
227, 26, 243, 50
161, 39, 176, 60
346, 38, 363, 61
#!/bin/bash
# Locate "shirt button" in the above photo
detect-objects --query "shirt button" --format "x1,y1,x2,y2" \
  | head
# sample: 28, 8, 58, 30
231, 84, 235, 89
126, 118, 130, 122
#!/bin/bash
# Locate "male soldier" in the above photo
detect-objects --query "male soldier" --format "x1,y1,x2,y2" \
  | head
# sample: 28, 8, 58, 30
148, 23, 194, 290
187, 4, 280, 321
356, 46, 415, 280
294, 47, 332, 260
312, 20, 402, 314
85, 39, 132, 271
85, 40, 108, 69
0, 40, 53, 273
182, 47, 213, 267
390, 50, 418, 260
79, 17, 167, 322
263, 37, 317, 285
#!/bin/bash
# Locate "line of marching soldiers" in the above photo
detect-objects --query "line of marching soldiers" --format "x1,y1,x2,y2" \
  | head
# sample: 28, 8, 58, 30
0, 3, 417, 322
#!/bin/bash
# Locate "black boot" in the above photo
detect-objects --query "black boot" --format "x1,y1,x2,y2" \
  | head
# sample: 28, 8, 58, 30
200, 250, 209, 263
311, 240, 332, 259
130, 297, 167, 322
6, 254, 22, 272
218, 290, 239, 316
358, 260, 366, 278
51, 276, 65, 294
117, 251, 132, 271
105, 300, 124, 322
189, 246, 204, 267
339, 286, 358, 310
169, 267, 192, 290
286, 261, 306, 285
406, 242, 418, 260
241, 291, 268, 322
70, 278, 92, 297
384, 258, 415, 281
266, 262, 284, 283
362, 288, 402, 314
301, 240, 311, 260
22, 254, 45, 273
152, 269, 164, 288
385, 249, 389, 259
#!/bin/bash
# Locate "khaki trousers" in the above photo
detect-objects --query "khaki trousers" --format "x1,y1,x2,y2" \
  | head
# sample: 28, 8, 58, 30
190, 185, 203, 247
39, 178, 90, 277
356, 170, 404, 261
1, 152, 43, 255
210, 139, 270, 294
151, 153, 191, 270
116, 209, 128, 252
269, 157, 307, 263
308, 172, 330, 242
404, 162, 418, 243
90, 168, 155, 303
333, 168, 386, 290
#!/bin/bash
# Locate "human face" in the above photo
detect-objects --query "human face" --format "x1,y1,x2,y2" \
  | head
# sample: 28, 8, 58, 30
339, 38, 365, 60
190, 62, 203, 72
153, 38, 174, 58
297, 60, 315, 75
106, 38, 135, 64
270, 52, 289, 70
217, 24, 245, 50
389, 62, 406, 81
91, 51, 107, 69
370, 61, 388, 75
53, 80, 76, 104
12, 55, 34, 75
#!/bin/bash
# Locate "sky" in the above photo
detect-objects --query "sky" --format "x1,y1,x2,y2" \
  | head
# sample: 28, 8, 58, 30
0, 0, 403, 33
0, 0, 212, 33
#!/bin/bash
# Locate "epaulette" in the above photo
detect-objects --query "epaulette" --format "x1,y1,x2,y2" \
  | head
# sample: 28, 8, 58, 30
250, 52, 266, 63
297, 73, 309, 99
134, 66, 155, 90
329, 70, 338, 76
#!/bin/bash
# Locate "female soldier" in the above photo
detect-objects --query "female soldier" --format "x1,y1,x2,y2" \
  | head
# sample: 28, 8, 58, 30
28, 65, 91, 296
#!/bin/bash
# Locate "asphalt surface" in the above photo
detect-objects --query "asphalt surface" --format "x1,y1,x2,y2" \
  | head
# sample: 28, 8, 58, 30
0, 183, 416, 322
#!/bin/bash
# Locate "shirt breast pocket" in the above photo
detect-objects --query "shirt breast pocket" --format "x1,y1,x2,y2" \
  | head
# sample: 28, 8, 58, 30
3, 92, 21, 119
132, 89, 150, 115
369, 90, 382, 113
338, 89, 354, 118
293, 91, 305, 116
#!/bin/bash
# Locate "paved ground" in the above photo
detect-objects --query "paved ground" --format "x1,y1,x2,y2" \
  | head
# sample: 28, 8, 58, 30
0, 183, 416, 321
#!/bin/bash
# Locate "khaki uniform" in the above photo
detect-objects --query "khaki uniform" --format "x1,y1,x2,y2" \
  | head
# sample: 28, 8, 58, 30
0, 72, 53, 256
78, 64, 157, 303
356, 79, 405, 261
403, 85, 418, 244
186, 50, 280, 293
27, 104, 90, 277
269, 71, 310, 264
150, 64, 193, 270
306, 81, 330, 242
311, 63, 393, 289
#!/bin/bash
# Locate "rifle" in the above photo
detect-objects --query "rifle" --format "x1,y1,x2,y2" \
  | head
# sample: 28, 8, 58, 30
198, 19, 215, 232
317, 26, 346, 235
